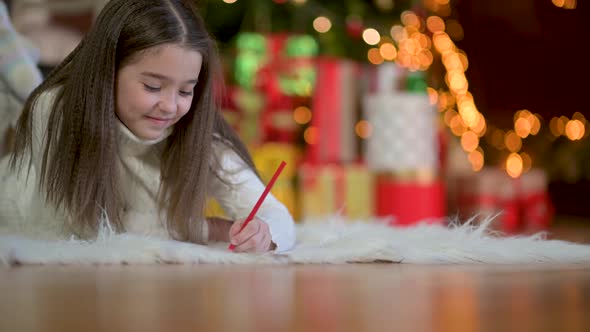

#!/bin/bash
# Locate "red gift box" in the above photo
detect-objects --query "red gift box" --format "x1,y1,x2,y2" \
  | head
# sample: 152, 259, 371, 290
518, 168, 555, 233
260, 96, 298, 143
376, 174, 446, 226
233, 33, 316, 145
456, 171, 520, 233
455, 168, 554, 234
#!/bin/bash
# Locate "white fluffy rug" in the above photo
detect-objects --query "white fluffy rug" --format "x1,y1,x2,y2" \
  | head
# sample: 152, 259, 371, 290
1, 217, 590, 266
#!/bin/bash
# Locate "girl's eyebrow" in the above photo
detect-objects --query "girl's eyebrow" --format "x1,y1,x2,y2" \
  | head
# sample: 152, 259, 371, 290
140, 72, 198, 84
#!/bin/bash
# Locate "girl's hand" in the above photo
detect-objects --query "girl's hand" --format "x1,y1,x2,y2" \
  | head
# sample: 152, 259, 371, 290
229, 218, 276, 253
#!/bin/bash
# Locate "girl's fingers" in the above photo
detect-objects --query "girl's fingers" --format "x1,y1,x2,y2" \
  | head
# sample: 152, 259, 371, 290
234, 232, 270, 253
229, 219, 244, 238
230, 219, 260, 246
231, 219, 273, 253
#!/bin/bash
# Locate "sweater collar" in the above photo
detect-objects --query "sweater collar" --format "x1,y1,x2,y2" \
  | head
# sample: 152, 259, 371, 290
117, 120, 173, 156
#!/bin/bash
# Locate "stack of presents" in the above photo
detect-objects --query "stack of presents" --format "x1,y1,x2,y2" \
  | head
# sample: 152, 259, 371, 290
208, 32, 554, 234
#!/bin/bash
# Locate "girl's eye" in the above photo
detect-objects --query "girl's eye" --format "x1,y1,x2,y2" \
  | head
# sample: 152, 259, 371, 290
143, 84, 161, 92
179, 90, 193, 97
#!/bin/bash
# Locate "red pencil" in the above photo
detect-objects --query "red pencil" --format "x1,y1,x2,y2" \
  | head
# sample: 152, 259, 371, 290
228, 161, 287, 251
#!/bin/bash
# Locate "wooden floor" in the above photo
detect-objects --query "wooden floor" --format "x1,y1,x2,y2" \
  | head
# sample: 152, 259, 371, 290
1, 219, 589, 332
0, 263, 589, 332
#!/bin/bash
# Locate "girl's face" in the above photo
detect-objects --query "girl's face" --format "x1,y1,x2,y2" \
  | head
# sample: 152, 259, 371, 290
115, 43, 203, 140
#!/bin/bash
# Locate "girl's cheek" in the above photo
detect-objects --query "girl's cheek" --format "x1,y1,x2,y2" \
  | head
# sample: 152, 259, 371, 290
134, 90, 151, 106
181, 100, 193, 116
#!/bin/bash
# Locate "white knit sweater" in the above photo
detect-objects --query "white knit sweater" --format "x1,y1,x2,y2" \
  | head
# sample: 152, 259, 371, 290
0, 90, 296, 252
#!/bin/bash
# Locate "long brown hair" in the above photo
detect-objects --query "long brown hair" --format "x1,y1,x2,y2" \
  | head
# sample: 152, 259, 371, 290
10, 0, 256, 243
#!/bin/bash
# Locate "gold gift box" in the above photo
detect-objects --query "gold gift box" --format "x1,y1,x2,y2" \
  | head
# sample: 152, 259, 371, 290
205, 143, 300, 220
251, 143, 300, 220
299, 164, 374, 222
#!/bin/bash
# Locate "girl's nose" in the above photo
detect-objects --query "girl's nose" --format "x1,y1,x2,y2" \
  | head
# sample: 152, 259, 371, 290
158, 91, 178, 114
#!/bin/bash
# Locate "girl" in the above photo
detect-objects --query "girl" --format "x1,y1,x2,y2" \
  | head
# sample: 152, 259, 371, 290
4, 0, 295, 253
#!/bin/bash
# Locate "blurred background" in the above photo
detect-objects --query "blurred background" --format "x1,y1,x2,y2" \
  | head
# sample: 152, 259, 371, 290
2, 0, 589, 240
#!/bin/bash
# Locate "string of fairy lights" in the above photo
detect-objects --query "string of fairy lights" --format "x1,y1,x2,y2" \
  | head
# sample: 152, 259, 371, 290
221, 0, 584, 178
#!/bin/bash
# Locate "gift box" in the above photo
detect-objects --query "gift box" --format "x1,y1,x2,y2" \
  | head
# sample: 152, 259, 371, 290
518, 168, 555, 233
363, 93, 439, 172
251, 143, 300, 220
299, 163, 374, 222
233, 88, 266, 146
233, 33, 318, 145
307, 58, 360, 164
455, 168, 519, 233
219, 86, 242, 134
375, 172, 446, 226
454, 167, 554, 234
205, 143, 300, 220
260, 96, 298, 143
205, 198, 228, 219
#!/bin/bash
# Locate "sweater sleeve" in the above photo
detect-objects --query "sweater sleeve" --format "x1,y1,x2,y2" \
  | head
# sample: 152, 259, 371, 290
208, 141, 296, 252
